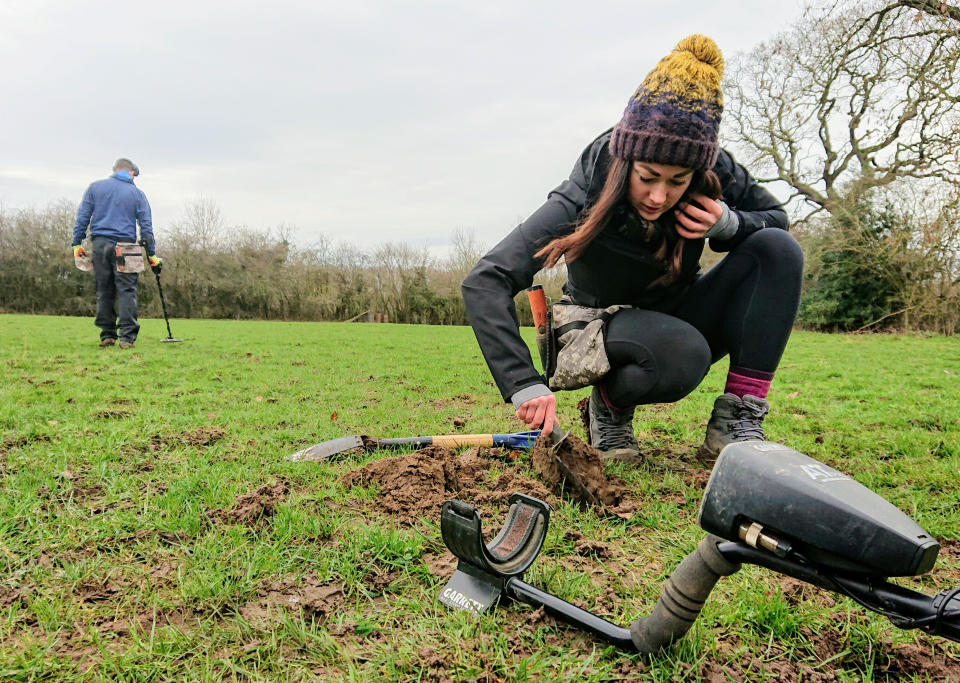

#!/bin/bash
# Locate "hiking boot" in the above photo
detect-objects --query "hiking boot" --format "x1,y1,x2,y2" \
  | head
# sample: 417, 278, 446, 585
581, 387, 642, 463
118, 340, 135, 349
702, 393, 770, 457
99, 337, 116, 348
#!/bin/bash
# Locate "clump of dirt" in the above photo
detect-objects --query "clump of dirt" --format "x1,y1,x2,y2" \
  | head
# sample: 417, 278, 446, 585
342, 446, 553, 526
566, 533, 612, 559
683, 468, 713, 489
939, 538, 960, 561
692, 445, 720, 468
94, 409, 131, 419
238, 571, 345, 624
141, 426, 227, 452
181, 426, 226, 447
529, 432, 634, 517
75, 579, 121, 604
209, 481, 290, 526
0, 434, 51, 454
0, 583, 35, 609
70, 479, 106, 505
430, 393, 475, 409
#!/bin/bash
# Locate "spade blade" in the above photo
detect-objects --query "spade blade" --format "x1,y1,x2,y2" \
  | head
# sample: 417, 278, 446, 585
288, 435, 364, 462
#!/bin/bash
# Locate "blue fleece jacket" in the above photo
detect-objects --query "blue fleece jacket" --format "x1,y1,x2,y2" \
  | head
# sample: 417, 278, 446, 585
72, 172, 155, 254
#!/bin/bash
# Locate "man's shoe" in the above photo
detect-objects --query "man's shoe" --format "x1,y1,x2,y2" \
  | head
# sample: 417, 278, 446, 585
118, 340, 135, 349
702, 393, 770, 456
582, 387, 642, 463
99, 338, 116, 348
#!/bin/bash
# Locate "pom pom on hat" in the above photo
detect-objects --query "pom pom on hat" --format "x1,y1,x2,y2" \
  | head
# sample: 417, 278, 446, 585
610, 34, 724, 170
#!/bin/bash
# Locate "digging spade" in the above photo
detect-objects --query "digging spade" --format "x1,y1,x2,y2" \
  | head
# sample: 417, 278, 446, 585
542, 426, 599, 506
287, 430, 543, 462
521, 286, 597, 502
287, 426, 595, 503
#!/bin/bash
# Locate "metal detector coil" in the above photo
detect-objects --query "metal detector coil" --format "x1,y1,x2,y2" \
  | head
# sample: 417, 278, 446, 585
439, 493, 549, 613
699, 442, 939, 576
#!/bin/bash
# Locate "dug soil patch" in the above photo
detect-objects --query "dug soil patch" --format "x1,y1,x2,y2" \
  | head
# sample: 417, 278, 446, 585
0, 433, 51, 454
209, 481, 291, 527
706, 620, 960, 681
239, 572, 346, 625
342, 446, 553, 526
529, 432, 635, 517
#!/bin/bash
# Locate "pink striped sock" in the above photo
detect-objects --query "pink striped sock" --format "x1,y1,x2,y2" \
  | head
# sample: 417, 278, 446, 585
597, 383, 625, 413
724, 366, 774, 399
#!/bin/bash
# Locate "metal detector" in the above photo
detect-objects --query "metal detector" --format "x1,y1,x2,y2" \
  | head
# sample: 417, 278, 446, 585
438, 442, 960, 652
139, 240, 182, 343
150, 267, 182, 343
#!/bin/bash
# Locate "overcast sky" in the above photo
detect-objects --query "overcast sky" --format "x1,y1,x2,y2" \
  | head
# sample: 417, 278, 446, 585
0, 0, 806, 253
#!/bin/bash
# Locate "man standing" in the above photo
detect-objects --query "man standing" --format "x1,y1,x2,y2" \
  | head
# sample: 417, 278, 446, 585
72, 158, 160, 349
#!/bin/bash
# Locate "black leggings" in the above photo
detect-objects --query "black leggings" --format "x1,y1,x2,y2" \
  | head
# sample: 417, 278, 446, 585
603, 229, 803, 407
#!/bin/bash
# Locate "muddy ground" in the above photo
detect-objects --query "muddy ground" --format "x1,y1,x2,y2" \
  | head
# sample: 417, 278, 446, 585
10, 427, 959, 679
319, 439, 959, 680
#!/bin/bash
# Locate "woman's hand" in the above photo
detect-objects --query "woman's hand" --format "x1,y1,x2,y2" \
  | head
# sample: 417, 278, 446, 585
674, 193, 723, 239
516, 394, 557, 435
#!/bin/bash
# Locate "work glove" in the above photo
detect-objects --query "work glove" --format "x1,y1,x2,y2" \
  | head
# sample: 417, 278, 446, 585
148, 255, 162, 274
73, 245, 87, 258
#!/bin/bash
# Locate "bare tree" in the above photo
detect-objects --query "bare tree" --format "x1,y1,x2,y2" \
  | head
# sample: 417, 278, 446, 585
724, 0, 960, 222
899, 0, 960, 23
172, 196, 225, 243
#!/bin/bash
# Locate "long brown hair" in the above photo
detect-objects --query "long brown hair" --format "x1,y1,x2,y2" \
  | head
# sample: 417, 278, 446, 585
535, 158, 722, 287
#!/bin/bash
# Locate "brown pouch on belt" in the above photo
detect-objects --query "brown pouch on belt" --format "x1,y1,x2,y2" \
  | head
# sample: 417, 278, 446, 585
114, 242, 146, 273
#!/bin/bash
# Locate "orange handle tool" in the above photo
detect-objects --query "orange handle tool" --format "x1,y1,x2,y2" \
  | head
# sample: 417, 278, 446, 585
526, 285, 553, 379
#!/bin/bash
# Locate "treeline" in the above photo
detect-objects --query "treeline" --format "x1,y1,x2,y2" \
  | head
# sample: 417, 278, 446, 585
794, 185, 960, 335
1, 193, 957, 334
0, 199, 566, 326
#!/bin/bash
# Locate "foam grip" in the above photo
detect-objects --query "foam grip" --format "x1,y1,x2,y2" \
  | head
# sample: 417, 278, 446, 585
630, 535, 741, 653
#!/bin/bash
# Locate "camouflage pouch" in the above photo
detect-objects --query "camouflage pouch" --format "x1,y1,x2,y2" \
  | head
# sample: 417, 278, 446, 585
114, 242, 146, 273
549, 301, 630, 391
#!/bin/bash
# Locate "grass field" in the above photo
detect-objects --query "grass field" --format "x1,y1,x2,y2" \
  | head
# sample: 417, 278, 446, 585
1, 313, 959, 681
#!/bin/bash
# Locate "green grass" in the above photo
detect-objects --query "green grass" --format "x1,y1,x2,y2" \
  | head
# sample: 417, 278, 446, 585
1, 313, 958, 681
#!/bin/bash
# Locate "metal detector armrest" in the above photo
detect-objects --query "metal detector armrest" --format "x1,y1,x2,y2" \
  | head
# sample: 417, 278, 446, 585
439, 494, 549, 614
437, 492, 636, 650
441, 494, 549, 577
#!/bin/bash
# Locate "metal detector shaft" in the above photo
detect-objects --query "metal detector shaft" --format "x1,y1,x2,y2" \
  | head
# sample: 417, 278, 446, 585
152, 270, 175, 339
716, 542, 960, 643
505, 577, 635, 650
633, 538, 960, 653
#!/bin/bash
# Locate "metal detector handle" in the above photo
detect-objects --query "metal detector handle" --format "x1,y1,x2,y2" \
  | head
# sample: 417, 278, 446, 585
630, 535, 741, 653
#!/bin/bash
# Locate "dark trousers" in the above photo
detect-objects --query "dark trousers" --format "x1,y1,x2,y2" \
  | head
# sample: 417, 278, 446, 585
603, 229, 804, 407
92, 237, 140, 342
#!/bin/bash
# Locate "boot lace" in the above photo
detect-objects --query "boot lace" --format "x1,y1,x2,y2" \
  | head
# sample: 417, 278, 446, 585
728, 400, 767, 441
591, 402, 638, 451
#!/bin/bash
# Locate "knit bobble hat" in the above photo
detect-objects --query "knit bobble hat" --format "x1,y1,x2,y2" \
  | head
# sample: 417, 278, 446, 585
610, 35, 724, 171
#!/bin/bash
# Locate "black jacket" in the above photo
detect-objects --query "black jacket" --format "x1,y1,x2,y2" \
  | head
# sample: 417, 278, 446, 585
461, 129, 788, 403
